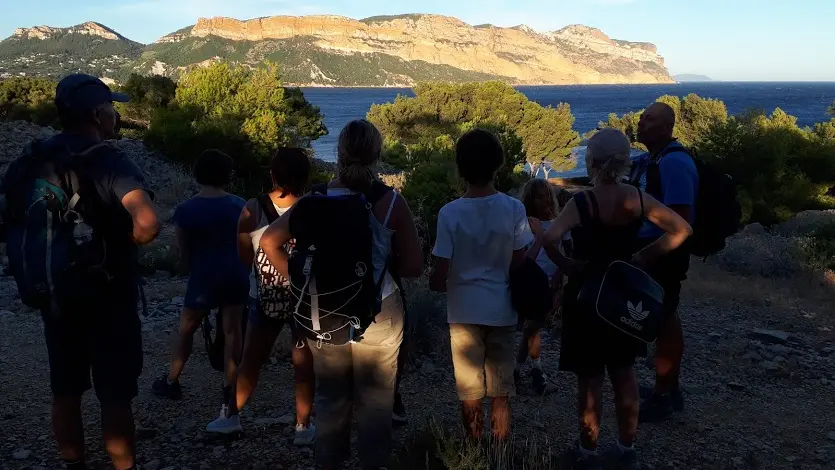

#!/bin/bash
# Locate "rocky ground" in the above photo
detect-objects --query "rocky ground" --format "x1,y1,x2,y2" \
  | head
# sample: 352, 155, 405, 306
2, 121, 835, 469
2, 257, 835, 470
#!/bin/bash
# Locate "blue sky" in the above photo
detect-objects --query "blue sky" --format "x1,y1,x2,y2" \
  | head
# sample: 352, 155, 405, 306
1, 0, 833, 81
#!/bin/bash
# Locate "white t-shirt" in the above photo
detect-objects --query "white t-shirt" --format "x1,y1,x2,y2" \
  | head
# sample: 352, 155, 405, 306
532, 219, 572, 280
432, 193, 533, 326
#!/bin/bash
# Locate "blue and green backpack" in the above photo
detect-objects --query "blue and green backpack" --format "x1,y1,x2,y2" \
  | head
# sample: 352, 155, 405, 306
2, 140, 110, 314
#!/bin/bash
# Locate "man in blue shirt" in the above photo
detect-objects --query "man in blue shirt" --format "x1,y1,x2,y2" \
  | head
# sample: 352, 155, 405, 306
2, 75, 159, 470
630, 102, 698, 423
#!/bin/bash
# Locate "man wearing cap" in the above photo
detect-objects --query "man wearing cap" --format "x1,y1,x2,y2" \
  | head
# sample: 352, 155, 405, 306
2, 74, 159, 470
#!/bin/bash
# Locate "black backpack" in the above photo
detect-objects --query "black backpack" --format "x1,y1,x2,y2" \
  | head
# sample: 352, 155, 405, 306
510, 257, 552, 323
202, 306, 249, 373
634, 144, 741, 257
287, 181, 392, 346
1, 140, 110, 314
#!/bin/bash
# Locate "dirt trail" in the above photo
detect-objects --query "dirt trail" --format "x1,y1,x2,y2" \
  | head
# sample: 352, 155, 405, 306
2, 260, 835, 470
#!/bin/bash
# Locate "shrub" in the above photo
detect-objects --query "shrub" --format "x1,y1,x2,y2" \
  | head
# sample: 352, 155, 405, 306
799, 222, 835, 272
117, 74, 176, 125
600, 93, 727, 148
0, 77, 58, 126
145, 62, 327, 196
699, 109, 835, 225
368, 81, 579, 168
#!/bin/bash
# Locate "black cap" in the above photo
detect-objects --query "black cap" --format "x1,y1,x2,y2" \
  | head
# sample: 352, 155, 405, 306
55, 74, 129, 114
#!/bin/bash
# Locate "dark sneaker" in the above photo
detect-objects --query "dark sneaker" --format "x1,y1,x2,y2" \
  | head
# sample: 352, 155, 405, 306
530, 368, 558, 396
605, 446, 640, 470
639, 385, 684, 411
392, 392, 407, 424
639, 393, 673, 423
561, 446, 603, 470
152, 375, 182, 400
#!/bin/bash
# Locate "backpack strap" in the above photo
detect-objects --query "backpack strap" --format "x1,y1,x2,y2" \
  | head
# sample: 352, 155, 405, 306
256, 194, 281, 224
576, 191, 601, 225
587, 191, 600, 221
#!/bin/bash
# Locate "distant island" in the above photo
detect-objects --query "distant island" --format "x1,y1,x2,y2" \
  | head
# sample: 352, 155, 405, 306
0, 15, 674, 86
674, 74, 713, 82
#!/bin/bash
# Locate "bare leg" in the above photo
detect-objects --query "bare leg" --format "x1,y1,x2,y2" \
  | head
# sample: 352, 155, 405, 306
610, 366, 639, 446
577, 375, 603, 450
654, 313, 684, 394
166, 307, 206, 383
52, 395, 85, 465
292, 335, 315, 426
461, 399, 484, 440
220, 305, 244, 415
101, 402, 136, 470
236, 319, 282, 411
490, 396, 511, 441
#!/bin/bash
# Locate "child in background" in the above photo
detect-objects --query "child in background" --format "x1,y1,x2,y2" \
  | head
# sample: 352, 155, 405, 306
516, 179, 567, 395
152, 149, 250, 434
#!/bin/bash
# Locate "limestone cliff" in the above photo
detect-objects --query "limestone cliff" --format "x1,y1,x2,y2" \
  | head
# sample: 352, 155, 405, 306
158, 14, 672, 85
13, 22, 128, 42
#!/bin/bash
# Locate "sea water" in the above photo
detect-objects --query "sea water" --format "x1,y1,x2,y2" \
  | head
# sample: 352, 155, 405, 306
302, 82, 835, 177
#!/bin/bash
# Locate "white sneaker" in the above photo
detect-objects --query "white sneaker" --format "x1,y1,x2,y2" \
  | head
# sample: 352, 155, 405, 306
293, 422, 316, 446
206, 405, 242, 434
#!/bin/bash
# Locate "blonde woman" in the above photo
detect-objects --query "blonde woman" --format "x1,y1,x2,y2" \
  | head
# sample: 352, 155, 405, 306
539, 128, 691, 469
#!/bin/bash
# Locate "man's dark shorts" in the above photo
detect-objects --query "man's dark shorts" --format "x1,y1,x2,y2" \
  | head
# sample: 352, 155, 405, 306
42, 280, 142, 404
635, 238, 690, 317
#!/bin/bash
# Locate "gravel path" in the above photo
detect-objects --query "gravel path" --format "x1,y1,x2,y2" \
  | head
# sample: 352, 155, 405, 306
3, 260, 835, 470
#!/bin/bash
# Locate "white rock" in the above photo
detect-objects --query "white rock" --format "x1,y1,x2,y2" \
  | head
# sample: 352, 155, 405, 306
749, 329, 792, 345
12, 449, 30, 460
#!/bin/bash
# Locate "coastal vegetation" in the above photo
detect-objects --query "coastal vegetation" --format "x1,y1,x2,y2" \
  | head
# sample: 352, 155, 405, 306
2, 71, 835, 228
602, 97, 835, 226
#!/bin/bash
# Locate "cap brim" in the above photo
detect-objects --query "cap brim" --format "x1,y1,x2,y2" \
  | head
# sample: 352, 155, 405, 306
111, 92, 130, 103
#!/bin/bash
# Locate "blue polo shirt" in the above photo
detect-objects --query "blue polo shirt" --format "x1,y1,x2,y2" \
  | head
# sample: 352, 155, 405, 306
631, 141, 698, 239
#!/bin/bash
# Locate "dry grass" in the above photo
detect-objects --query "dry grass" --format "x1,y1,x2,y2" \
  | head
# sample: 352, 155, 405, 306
393, 419, 558, 470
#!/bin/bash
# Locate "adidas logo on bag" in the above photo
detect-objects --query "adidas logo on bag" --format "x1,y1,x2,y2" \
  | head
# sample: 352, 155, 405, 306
620, 300, 649, 331
627, 301, 649, 321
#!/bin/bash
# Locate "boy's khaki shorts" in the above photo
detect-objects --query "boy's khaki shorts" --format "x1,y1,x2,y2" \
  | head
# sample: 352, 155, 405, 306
449, 323, 517, 400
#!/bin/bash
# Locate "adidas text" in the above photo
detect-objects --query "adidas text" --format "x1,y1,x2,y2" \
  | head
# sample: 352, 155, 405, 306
620, 316, 644, 331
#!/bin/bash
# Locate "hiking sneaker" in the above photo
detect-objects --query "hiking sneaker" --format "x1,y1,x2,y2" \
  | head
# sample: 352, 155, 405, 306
561, 446, 603, 470
639, 393, 674, 423
392, 392, 407, 424
293, 423, 316, 446
206, 405, 242, 434
639, 385, 684, 412
152, 375, 182, 400
530, 368, 558, 396
604, 446, 640, 470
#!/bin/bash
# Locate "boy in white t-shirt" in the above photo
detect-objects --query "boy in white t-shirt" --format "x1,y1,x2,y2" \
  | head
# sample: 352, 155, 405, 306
430, 129, 532, 440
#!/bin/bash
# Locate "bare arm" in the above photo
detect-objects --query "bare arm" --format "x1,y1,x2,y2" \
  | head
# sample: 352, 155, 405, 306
121, 189, 159, 246
389, 196, 424, 279
633, 193, 693, 265
238, 199, 258, 268
541, 198, 583, 274
260, 207, 294, 280
525, 217, 543, 260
